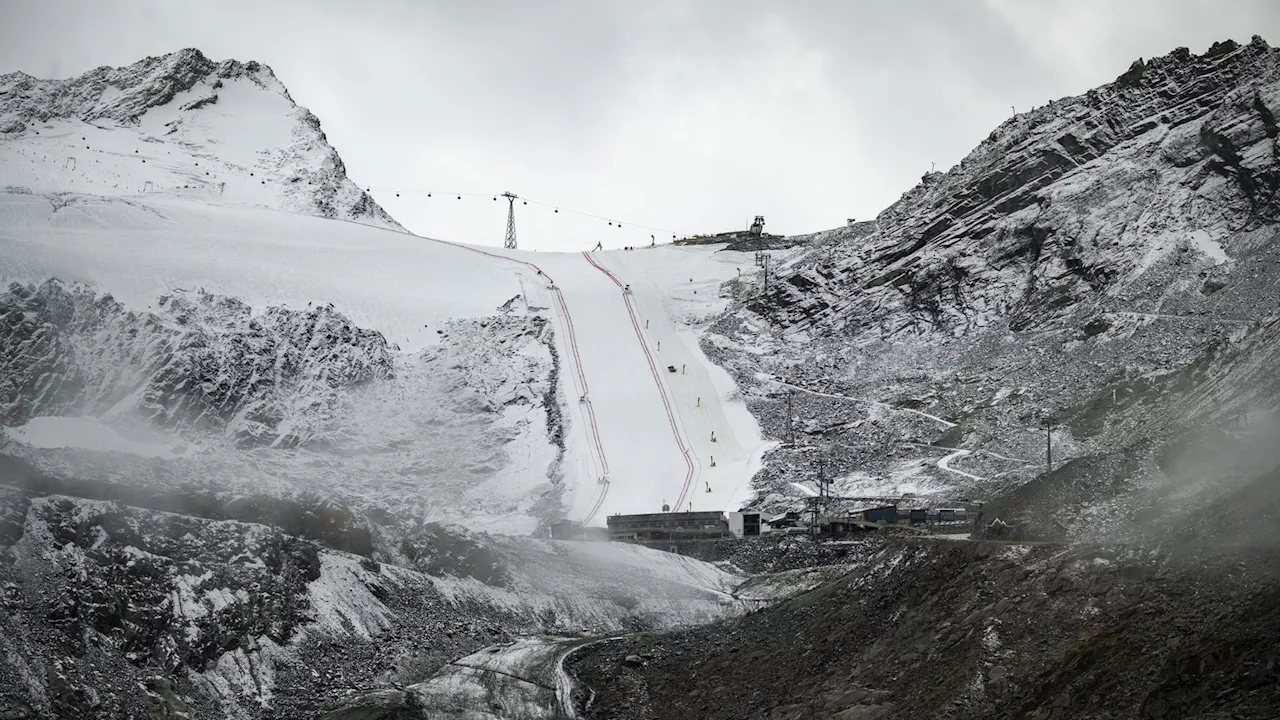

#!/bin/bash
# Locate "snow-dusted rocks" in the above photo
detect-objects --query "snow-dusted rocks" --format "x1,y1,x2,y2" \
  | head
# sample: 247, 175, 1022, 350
0, 490, 746, 719
0, 278, 568, 534
0, 279, 393, 448
0, 48, 400, 229
711, 37, 1280, 537
755, 37, 1279, 338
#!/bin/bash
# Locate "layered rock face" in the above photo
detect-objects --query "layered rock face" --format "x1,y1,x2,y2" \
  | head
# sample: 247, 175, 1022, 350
0, 279, 393, 447
1, 50, 266, 127
712, 37, 1280, 538
0, 48, 402, 230
755, 37, 1278, 336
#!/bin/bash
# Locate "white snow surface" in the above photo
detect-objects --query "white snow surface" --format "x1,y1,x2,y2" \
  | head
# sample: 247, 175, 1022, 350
1188, 229, 1230, 264
0, 189, 768, 527
411, 636, 592, 720
512, 246, 769, 521
5, 416, 186, 459
427, 537, 743, 635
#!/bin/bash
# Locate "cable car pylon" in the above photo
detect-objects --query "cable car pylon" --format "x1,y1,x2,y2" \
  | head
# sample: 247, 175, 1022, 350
502, 191, 519, 250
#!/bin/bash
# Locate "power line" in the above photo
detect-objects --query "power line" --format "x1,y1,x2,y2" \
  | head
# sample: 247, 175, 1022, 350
521, 196, 683, 238
361, 184, 687, 240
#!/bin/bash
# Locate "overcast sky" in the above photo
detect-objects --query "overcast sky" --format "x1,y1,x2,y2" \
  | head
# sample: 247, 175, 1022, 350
3, 0, 1280, 250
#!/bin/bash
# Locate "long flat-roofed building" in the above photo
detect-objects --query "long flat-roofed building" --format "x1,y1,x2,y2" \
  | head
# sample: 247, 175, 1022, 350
605, 511, 730, 541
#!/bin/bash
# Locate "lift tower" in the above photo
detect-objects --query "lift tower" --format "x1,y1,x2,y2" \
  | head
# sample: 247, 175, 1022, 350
502, 192, 519, 250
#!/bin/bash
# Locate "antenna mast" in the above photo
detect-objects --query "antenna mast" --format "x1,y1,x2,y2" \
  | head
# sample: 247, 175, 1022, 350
502, 192, 518, 250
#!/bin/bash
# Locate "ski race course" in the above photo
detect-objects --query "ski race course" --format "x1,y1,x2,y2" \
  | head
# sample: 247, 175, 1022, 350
0, 184, 767, 527
422, 235, 768, 523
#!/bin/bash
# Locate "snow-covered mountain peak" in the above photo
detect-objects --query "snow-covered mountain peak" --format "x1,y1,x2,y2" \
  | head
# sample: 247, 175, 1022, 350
0, 48, 401, 230
0, 48, 284, 127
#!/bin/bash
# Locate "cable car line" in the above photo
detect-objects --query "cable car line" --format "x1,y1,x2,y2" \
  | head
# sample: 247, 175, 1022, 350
361, 184, 686, 240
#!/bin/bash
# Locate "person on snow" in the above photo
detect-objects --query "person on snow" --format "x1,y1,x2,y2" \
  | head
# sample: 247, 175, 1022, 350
593, 241, 603, 251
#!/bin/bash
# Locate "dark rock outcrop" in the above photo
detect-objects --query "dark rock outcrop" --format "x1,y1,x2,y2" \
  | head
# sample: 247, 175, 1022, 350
712, 38, 1280, 536
755, 36, 1279, 337
569, 540, 1280, 720
0, 279, 393, 447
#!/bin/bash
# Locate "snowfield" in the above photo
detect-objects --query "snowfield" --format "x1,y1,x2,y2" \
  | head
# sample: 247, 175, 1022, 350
0, 189, 768, 529
6, 416, 187, 459
0, 47, 769, 529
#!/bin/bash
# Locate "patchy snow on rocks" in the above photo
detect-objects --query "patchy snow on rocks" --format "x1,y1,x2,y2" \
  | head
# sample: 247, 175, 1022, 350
703, 37, 1280, 534
0, 48, 399, 229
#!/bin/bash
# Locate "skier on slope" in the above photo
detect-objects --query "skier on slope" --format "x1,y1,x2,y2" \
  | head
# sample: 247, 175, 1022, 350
593, 241, 603, 251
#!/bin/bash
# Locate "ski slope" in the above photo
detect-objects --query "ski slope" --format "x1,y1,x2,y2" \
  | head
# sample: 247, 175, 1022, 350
589, 247, 768, 514
0, 187, 768, 527
414, 240, 770, 522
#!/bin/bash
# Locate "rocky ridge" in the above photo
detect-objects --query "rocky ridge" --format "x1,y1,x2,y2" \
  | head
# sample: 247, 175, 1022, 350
751, 36, 1278, 338
708, 37, 1280, 539
0, 278, 393, 448
0, 48, 401, 229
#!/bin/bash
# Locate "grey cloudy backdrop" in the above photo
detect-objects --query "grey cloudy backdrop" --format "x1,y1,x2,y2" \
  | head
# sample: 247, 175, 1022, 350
3, 0, 1280, 250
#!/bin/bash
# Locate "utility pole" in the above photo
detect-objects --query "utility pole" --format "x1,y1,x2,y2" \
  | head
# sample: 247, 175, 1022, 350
811, 459, 825, 541
1041, 409, 1054, 471
762, 253, 770, 293
501, 192, 518, 250
1046, 421, 1053, 471
785, 389, 795, 446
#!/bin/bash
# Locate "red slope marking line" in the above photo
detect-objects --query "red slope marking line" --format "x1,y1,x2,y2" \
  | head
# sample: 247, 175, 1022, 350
581, 251, 697, 509
548, 286, 611, 523
403, 236, 611, 524
550, 288, 609, 476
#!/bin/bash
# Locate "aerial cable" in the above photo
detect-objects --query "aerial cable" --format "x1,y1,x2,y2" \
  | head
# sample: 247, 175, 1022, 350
521, 195, 680, 237
364, 185, 688, 238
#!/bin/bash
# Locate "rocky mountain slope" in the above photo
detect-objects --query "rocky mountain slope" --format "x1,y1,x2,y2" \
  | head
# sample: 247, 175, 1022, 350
7, 33, 1280, 720
571, 538, 1280, 720
564, 38, 1280, 717
1, 279, 394, 447
0, 276, 566, 536
0, 48, 400, 229
710, 36, 1280, 540
0, 487, 748, 720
